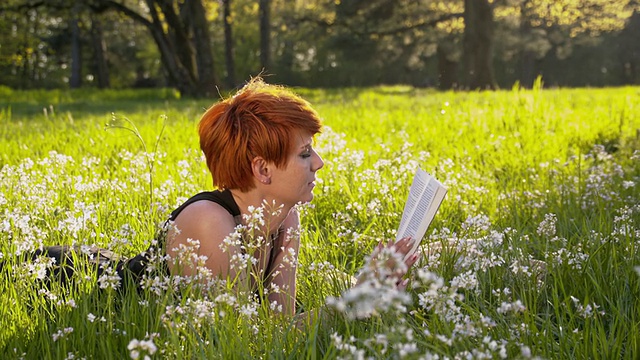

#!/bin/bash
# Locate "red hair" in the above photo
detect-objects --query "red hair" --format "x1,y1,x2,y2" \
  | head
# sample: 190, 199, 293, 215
198, 78, 322, 191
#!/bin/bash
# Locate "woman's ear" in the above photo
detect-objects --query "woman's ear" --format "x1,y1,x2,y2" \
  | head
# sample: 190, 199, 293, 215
251, 156, 272, 185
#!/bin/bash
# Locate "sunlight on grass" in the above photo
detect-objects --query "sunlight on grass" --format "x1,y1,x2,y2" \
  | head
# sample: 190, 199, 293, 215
0, 86, 638, 359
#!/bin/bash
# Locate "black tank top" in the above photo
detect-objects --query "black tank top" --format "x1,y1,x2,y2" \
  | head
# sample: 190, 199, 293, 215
123, 189, 281, 289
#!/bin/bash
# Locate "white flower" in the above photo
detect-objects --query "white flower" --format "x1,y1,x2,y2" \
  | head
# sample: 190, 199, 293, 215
496, 300, 526, 314
97, 265, 121, 290
52, 327, 74, 342
394, 342, 418, 358
327, 245, 411, 319
56, 299, 77, 308
269, 300, 283, 313
239, 303, 258, 318
570, 295, 605, 318
462, 214, 491, 234
26, 256, 56, 280
536, 213, 557, 238
450, 270, 478, 291
127, 337, 157, 360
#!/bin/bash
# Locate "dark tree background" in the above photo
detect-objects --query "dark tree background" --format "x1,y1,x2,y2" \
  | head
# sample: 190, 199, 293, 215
0, 0, 638, 96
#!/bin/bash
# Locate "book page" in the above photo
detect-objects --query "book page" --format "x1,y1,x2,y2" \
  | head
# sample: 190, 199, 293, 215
396, 168, 447, 257
397, 170, 427, 234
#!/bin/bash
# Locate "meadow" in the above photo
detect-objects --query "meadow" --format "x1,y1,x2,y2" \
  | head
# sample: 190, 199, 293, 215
0, 82, 638, 359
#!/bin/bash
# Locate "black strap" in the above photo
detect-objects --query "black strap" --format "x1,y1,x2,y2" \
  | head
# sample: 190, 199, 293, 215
169, 189, 241, 221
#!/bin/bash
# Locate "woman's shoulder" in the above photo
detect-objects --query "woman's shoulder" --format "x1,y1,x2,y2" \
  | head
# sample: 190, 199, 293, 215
166, 197, 239, 251
170, 189, 240, 221
172, 196, 237, 226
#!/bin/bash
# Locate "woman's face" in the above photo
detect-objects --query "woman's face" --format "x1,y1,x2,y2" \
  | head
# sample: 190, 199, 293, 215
269, 131, 324, 206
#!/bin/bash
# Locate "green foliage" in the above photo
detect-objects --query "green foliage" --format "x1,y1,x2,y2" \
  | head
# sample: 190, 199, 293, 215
1, 0, 639, 91
0, 86, 639, 358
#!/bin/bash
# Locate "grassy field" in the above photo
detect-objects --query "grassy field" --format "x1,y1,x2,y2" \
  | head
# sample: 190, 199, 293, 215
0, 83, 638, 359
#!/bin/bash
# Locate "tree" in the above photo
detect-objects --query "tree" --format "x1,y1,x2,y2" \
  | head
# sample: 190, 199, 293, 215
259, 0, 271, 72
617, 8, 640, 84
463, 0, 497, 89
278, 0, 465, 87
270, 0, 299, 84
69, 1, 82, 88
222, 0, 236, 88
0, 0, 160, 89
502, 0, 637, 87
423, 0, 637, 89
89, 13, 110, 88
1, 0, 637, 90
186, 0, 218, 95
0, 4, 71, 89
89, 0, 219, 96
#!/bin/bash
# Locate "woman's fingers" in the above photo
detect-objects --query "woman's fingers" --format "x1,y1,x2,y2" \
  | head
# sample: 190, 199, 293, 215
394, 236, 412, 247
375, 236, 416, 274
396, 278, 409, 291
393, 252, 419, 278
363, 236, 420, 291
394, 236, 415, 255
406, 252, 420, 268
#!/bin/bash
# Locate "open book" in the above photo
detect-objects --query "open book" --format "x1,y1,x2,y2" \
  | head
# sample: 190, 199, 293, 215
396, 168, 447, 257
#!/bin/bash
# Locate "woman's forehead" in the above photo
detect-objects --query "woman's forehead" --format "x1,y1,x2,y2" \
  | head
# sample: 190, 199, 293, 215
292, 130, 314, 148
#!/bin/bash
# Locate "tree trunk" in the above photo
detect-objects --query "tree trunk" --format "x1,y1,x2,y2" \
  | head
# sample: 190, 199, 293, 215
69, 3, 82, 88
153, 0, 197, 83
90, 14, 110, 88
222, 0, 236, 88
186, 0, 218, 95
278, 37, 295, 84
143, 0, 197, 95
618, 10, 640, 85
517, 0, 535, 88
259, 0, 271, 72
463, 0, 496, 89
20, 14, 29, 88
518, 51, 536, 88
437, 43, 458, 90
271, 0, 296, 84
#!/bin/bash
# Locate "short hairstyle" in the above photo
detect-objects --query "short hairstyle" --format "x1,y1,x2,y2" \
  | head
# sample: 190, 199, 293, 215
198, 78, 322, 191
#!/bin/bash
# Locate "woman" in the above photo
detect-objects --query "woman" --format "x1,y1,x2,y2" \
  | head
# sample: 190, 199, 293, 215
9, 78, 419, 317
167, 78, 419, 315
162, 78, 326, 314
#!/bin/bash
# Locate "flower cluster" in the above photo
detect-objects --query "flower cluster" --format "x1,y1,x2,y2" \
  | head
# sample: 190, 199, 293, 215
327, 244, 411, 320
127, 334, 158, 360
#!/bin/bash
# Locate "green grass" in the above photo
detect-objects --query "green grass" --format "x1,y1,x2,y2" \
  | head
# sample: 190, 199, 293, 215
0, 85, 639, 359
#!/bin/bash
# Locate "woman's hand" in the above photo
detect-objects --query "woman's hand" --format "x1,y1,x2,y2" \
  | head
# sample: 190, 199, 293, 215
356, 236, 421, 290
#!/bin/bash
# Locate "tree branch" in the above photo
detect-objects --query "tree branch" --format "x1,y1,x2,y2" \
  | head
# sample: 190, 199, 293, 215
0, 0, 65, 13
371, 12, 464, 37
87, 0, 153, 28
290, 12, 464, 37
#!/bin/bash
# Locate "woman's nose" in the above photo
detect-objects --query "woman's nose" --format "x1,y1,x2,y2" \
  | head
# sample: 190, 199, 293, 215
313, 152, 324, 171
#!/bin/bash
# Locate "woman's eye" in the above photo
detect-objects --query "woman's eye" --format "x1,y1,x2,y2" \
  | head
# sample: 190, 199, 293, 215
301, 153, 311, 159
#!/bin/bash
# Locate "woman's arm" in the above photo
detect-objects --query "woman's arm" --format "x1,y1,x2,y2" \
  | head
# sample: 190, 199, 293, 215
266, 208, 300, 316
